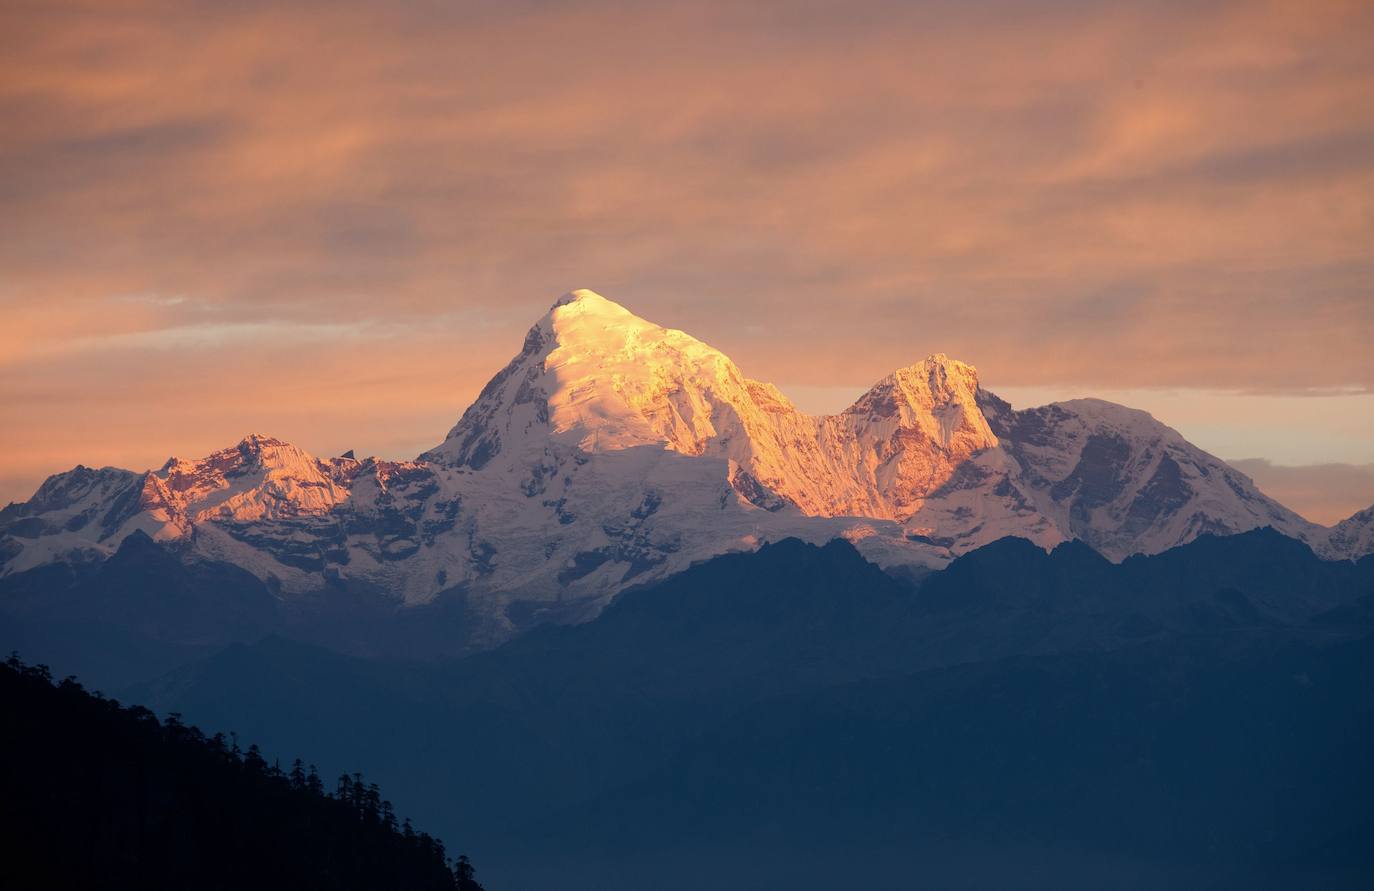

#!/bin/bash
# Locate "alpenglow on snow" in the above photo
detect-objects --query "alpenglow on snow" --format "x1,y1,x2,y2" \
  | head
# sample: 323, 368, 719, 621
2, 289, 1366, 642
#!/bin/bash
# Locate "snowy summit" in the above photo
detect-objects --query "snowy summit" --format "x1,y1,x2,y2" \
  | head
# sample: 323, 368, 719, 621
1, 288, 1366, 643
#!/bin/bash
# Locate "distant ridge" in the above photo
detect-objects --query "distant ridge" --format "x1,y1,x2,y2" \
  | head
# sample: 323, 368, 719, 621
124, 527, 1374, 890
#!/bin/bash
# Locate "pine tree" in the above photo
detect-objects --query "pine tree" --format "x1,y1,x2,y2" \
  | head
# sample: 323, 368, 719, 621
164, 711, 185, 743
289, 758, 306, 790
454, 854, 484, 891
364, 783, 382, 824
243, 743, 268, 775
351, 774, 366, 816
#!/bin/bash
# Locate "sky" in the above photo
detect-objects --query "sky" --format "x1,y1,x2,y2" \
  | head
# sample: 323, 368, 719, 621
1, 0, 1372, 524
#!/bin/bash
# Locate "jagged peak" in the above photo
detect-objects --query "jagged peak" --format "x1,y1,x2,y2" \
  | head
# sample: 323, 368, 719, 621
1040, 398, 1173, 435
491, 290, 729, 384
539, 288, 675, 349
43, 464, 134, 483
844, 353, 984, 419
425, 289, 752, 467
890, 353, 980, 386
429, 290, 1001, 472
19, 464, 141, 513
550, 288, 620, 311
154, 435, 326, 487
1337, 503, 1374, 525
235, 433, 291, 450
158, 434, 292, 467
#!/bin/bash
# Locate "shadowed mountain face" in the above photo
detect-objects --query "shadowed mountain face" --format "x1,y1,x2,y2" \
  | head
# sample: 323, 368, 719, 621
0, 527, 500, 688
0, 530, 280, 688
3, 290, 1365, 656
107, 530, 1374, 891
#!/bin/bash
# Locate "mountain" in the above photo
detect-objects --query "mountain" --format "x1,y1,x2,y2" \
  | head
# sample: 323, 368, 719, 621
0, 527, 279, 688
1, 289, 1366, 652
420, 291, 998, 522
1327, 504, 1374, 561
123, 531, 1374, 890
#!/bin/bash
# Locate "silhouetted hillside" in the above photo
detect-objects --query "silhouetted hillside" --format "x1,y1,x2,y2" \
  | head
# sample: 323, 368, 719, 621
0, 654, 485, 891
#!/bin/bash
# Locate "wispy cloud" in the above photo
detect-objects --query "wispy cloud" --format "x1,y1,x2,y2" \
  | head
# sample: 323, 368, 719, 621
1, 0, 1371, 503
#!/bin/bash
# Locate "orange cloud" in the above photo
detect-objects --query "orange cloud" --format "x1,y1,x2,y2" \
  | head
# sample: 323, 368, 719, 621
1, 0, 1371, 505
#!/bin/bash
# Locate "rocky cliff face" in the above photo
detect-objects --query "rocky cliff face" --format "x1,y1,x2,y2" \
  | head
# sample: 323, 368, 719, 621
1, 289, 1363, 640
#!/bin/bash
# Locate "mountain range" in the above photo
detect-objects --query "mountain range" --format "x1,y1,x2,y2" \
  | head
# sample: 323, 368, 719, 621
116, 530, 1374, 890
3, 289, 1371, 652
4, 291, 1374, 888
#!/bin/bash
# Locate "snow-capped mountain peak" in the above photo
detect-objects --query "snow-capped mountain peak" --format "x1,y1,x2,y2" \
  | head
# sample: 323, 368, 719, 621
422, 288, 789, 474
153, 434, 351, 524
4, 287, 1369, 647
550, 286, 634, 312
